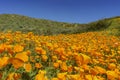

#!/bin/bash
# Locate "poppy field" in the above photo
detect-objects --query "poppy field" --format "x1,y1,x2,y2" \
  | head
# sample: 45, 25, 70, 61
0, 31, 120, 80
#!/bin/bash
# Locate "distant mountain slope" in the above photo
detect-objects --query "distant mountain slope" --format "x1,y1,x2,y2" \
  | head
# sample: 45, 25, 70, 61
0, 14, 120, 35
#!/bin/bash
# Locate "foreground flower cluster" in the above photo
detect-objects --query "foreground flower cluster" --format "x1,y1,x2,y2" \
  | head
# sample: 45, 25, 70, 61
0, 31, 120, 80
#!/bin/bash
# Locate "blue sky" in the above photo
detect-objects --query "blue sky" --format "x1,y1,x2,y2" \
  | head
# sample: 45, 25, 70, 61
0, 0, 120, 23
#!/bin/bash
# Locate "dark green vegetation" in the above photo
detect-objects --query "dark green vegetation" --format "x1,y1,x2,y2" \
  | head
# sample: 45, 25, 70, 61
0, 14, 120, 35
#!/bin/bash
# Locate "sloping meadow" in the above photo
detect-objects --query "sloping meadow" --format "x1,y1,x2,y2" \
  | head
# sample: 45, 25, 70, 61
0, 31, 120, 80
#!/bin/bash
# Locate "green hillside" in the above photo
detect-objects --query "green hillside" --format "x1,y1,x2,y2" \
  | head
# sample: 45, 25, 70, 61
0, 14, 86, 35
0, 14, 120, 35
101, 16, 120, 36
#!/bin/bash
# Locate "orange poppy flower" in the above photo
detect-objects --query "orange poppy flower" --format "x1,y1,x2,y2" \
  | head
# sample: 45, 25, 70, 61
52, 55, 58, 61
94, 66, 106, 74
81, 54, 91, 65
60, 62, 68, 72
106, 71, 118, 79
41, 55, 48, 62
67, 65, 73, 73
13, 45, 24, 53
6, 72, 14, 80
82, 64, 90, 71
15, 52, 28, 62
57, 72, 67, 80
57, 60, 62, 65
13, 73, 21, 80
67, 74, 80, 80
53, 62, 59, 69
35, 70, 48, 80
85, 75, 92, 80
0, 57, 9, 68
35, 47, 46, 55
0, 44, 6, 53
24, 63, 32, 72
108, 63, 116, 70
89, 68, 98, 76
9, 58, 24, 69
35, 63, 42, 69
24, 50, 31, 56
